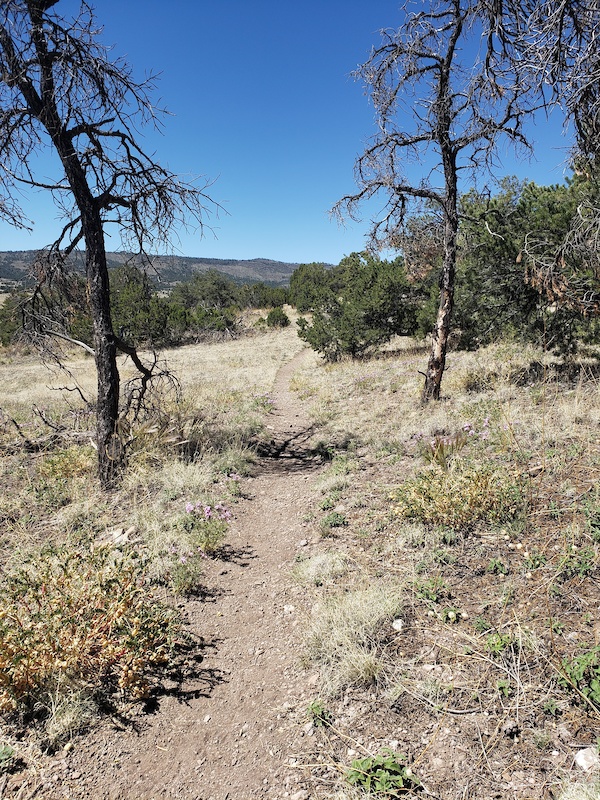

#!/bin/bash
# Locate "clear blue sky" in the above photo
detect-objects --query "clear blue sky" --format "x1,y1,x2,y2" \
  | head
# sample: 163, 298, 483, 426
0, 0, 575, 265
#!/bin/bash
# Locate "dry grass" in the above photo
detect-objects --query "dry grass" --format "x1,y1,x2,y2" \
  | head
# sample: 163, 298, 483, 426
0, 326, 306, 743
291, 337, 600, 799
293, 551, 350, 587
2, 328, 600, 795
304, 583, 403, 695
558, 780, 600, 800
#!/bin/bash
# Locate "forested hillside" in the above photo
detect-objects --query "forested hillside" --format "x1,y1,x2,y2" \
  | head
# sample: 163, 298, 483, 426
0, 250, 311, 291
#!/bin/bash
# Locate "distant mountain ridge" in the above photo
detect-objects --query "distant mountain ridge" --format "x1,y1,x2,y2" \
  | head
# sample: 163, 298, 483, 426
0, 251, 321, 291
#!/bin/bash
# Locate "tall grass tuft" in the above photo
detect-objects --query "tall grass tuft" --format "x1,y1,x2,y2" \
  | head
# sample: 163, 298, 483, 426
305, 583, 403, 695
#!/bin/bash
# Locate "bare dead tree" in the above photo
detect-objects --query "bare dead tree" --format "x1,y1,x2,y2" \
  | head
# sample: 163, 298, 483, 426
481, 1, 600, 314
333, 0, 539, 401
0, 0, 218, 488
480, 0, 600, 159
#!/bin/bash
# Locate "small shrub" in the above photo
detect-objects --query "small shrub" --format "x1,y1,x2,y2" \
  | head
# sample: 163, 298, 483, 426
542, 698, 561, 717
418, 430, 468, 470
392, 463, 524, 531
586, 507, 600, 543
168, 501, 231, 593
559, 645, 600, 710
252, 392, 275, 412
328, 454, 358, 476
558, 546, 596, 580
346, 749, 420, 796
415, 576, 449, 604
178, 501, 230, 553
321, 511, 348, 531
433, 548, 457, 565
487, 558, 509, 575
320, 494, 339, 510
485, 631, 515, 656
0, 545, 182, 716
308, 699, 333, 728
0, 743, 15, 773
37, 446, 95, 480
265, 306, 290, 328
441, 606, 462, 624
523, 549, 547, 571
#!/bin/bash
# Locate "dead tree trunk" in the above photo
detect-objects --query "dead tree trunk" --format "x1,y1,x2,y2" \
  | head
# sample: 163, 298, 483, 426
85, 227, 121, 488
421, 33, 460, 402
422, 151, 459, 402
66, 180, 121, 488
0, 0, 217, 488
47, 133, 122, 488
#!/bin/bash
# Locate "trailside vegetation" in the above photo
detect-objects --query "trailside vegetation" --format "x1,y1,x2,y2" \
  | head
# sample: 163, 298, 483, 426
296, 252, 420, 362
0, 267, 290, 348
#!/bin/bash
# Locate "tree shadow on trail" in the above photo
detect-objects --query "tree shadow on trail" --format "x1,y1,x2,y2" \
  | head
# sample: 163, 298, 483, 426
143, 637, 228, 714
183, 583, 228, 602
252, 423, 331, 471
215, 543, 256, 567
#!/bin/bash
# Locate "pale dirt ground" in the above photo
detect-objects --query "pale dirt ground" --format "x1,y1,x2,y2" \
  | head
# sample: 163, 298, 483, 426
4, 350, 325, 800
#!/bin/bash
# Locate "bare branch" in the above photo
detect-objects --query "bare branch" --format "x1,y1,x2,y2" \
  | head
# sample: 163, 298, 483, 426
44, 328, 95, 355
0, 0, 220, 486
332, 0, 550, 401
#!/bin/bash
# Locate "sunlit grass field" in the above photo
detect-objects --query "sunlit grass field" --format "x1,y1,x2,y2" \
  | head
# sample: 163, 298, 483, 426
1, 324, 599, 798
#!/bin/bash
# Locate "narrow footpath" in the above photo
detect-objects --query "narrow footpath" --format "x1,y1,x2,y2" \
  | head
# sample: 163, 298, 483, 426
32, 349, 324, 800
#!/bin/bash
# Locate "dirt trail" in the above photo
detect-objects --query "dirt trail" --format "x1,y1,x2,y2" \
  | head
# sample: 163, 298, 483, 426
26, 349, 323, 800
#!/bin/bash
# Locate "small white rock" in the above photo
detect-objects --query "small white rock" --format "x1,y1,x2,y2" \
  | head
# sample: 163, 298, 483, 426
575, 747, 600, 771
392, 619, 404, 632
